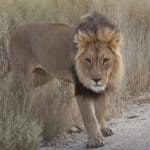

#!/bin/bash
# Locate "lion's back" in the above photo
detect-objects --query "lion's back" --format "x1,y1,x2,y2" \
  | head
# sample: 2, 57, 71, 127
9, 23, 75, 79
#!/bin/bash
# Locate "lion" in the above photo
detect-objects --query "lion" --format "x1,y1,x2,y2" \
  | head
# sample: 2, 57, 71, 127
9, 12, 123, 148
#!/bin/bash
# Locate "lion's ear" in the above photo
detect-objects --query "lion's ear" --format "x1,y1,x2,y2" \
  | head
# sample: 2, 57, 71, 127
110, 31, 123, 50
32, 66, 52, 87
98, 27, 123, 53
74, 30, 90, 48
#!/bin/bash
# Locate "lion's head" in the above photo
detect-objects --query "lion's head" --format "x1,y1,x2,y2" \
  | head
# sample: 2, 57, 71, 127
73, 12, 123, 95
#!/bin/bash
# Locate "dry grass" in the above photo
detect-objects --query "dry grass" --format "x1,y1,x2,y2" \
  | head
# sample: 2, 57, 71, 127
0, 73, 43, 150
0, 0, 150, 149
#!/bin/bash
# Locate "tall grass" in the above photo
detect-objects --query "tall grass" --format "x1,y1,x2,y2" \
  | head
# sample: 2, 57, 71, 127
0, 74, 43, 150
0, 0, 150, 149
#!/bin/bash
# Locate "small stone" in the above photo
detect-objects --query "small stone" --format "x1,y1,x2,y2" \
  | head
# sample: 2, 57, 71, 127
68, 127, 79, 133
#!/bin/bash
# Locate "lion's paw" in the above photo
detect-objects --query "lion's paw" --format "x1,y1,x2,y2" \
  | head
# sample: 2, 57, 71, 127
87, 137, 104, 148
101, 127, 113, 137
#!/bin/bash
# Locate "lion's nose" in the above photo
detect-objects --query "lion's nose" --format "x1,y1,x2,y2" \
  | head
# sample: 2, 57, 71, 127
92, 78, 101, 83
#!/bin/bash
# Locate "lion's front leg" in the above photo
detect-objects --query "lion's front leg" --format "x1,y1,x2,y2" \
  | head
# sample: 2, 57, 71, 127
94, 94, 113, 137
77, 96, 104, 148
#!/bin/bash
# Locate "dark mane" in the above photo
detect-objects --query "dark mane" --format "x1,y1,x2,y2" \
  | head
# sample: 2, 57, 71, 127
75, 11, 118, 35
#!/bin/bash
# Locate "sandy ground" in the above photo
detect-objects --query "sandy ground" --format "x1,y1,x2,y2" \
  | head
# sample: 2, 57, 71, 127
41, 102, 150, 150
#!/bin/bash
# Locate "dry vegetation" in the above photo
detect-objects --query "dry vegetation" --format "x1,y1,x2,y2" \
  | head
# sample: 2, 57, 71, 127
0, 0, 150, 149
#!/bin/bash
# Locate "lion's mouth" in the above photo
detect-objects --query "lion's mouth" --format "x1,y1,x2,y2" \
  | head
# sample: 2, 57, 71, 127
90, 85, 106, 93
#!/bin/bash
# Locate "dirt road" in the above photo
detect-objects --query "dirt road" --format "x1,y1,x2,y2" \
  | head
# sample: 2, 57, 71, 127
41, 102, 150, 150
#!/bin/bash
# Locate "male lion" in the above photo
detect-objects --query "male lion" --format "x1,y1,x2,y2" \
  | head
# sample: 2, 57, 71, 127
9, 12, 123, 148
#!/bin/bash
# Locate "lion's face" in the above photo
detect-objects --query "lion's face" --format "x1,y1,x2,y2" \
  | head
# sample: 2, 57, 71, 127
74, 26, 123, 94
75, 42, 115, 93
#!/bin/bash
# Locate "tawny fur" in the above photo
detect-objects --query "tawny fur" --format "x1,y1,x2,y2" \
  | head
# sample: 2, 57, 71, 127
9, 11, 123, 148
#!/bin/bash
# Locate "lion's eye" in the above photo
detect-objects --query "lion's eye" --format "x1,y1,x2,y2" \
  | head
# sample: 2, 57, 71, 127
103, 58, 110, 64
85, 58, 91, 64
